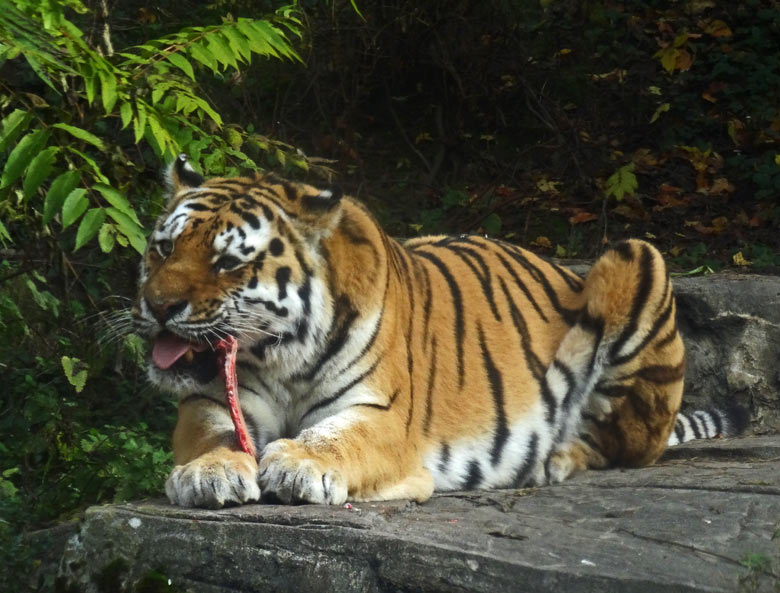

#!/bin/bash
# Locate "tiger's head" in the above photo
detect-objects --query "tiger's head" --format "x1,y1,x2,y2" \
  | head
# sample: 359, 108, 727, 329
133, 155, 344, 394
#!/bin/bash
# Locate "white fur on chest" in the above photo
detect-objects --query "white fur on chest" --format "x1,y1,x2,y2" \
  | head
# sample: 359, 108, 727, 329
236, 306, 386, 446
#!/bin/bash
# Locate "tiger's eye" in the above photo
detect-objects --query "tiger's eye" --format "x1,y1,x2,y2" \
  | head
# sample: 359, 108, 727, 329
215, 254, 242, 271
156, 239, 173, 258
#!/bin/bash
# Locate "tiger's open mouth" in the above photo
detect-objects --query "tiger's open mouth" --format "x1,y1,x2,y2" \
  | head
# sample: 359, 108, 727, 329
151, 331, 219, 382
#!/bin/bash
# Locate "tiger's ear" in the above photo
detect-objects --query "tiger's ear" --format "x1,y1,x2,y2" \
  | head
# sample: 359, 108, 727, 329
296, 185, 344, 239
166, 154, 204, 193
300, 185, 343, 213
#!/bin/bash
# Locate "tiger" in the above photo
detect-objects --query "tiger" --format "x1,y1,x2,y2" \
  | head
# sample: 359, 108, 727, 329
132, 154, 747, 508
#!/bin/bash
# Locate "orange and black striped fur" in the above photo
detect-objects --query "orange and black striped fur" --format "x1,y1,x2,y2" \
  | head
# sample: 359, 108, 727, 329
133, 155, 746, 508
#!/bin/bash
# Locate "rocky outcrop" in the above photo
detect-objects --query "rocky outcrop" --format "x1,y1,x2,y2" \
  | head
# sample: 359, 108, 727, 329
54, 436, 780, 593
30, 272, 780, 593
673, 274, 780, 432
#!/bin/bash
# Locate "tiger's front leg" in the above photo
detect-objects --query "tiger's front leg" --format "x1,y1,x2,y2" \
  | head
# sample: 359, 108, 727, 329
258, 407, 434, 505
165, 396, 260, 508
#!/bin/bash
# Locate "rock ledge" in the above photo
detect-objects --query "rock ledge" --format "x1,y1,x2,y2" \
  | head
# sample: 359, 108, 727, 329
54, 436, 780, 593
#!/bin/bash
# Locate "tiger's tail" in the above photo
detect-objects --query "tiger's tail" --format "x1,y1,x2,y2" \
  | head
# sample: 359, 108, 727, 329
667, 403, 749, 446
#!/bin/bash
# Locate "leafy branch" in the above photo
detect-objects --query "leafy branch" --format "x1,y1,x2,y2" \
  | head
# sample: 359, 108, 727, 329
0, 0, 308, 254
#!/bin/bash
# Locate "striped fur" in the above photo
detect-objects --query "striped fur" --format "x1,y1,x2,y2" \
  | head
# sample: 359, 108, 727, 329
133, 157, 746, 508
667, 406, 748, 446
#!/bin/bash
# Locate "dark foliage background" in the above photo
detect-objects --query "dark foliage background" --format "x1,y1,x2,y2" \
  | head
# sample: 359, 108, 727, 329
0, 0, 778, 589
268, 0, 780, 265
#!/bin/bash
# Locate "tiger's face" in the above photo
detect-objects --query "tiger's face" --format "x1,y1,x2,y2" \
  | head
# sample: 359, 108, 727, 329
133, 155, 341, 394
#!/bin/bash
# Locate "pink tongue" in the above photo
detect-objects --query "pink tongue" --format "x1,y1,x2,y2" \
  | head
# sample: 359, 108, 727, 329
152, 334, 196, 370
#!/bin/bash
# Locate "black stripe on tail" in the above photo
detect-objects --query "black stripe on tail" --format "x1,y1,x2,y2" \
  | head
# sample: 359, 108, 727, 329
667, 403, 749, 446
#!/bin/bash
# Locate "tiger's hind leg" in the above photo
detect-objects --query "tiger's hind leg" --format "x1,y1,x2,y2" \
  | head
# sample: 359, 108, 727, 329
545, 239, 684, 482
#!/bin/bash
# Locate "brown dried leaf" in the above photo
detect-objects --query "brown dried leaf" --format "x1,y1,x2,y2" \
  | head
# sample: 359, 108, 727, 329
703, 19, 733, 38
702, 91, 717, 103
494, 185, 513, 197
612, 202, 647, 221
727, 118, 746, 146
692, 223, 717, 235
676, 49, 694, 72
705, 177, 735, 196
569, 211, 598, 225
688, 0, 716, 14
632, 148, 660, 168
654, 184, 687, 210
734, 210, 750, 226
712, 216, 729, 232
531, 236, 552, 249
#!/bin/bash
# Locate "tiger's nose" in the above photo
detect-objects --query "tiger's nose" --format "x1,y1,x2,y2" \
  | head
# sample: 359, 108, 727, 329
146, 298, 187, 323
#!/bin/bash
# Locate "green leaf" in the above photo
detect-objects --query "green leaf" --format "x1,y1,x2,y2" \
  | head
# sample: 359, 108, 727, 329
225, 128, 243, 150
84, 69, 98, 105
0, 109, 32, 154
98, 69, 118, 113
222, 26, 252, 62
605, 163, 638, 201
0, 218, 11, 244
236, 20, 272, 55
147, 113, 172, 157
348, 0, 365, 20
93, 184, 141, 225
290, 157, 308, 172
248, 20, 301, 61
97, 222, 116, 253
650, 103, 670, 124
74, 208, 106, 250
23, 146, 59, 199
670, 264, 714, 277
24, 274, 60, 316
151, 82, 169, 105
189, 95, 222, 126
105, 207, 146, 254
481, 213, 502, 235
166, 52, 195, 80
133, 101, 147, 143
119, 101, 133, 129
207, 33, 237, 69
43, 170, 81, 224
22, 53, 61, 93
0, 128, 50, 188
61, 188, 89, 229
175, 93, 197, 115
65, 147, 109, 183
61, 355, 88, 393
189, 43, 218, 72
274, 147, 286, 167
53, 123, 105, 150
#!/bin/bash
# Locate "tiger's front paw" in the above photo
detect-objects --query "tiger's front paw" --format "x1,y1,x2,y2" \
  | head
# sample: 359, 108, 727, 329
165, 450, 260, 509
258, 439, 347, 505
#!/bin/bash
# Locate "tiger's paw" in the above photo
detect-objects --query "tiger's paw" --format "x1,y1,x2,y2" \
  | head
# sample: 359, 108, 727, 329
165, 450, 260, 509
546, 448, 577, 484
258, 439, 348, 505
546, 440, 603, 484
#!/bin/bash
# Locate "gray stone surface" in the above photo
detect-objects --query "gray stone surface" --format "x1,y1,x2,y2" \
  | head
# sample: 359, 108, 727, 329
56, 436, 780, 593
672, 274, 780, 433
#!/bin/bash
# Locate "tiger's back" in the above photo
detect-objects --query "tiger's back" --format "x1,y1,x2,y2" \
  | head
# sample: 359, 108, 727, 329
391, 234, 585, 490
134, 158, 741, 508
359, 230, 685, 492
